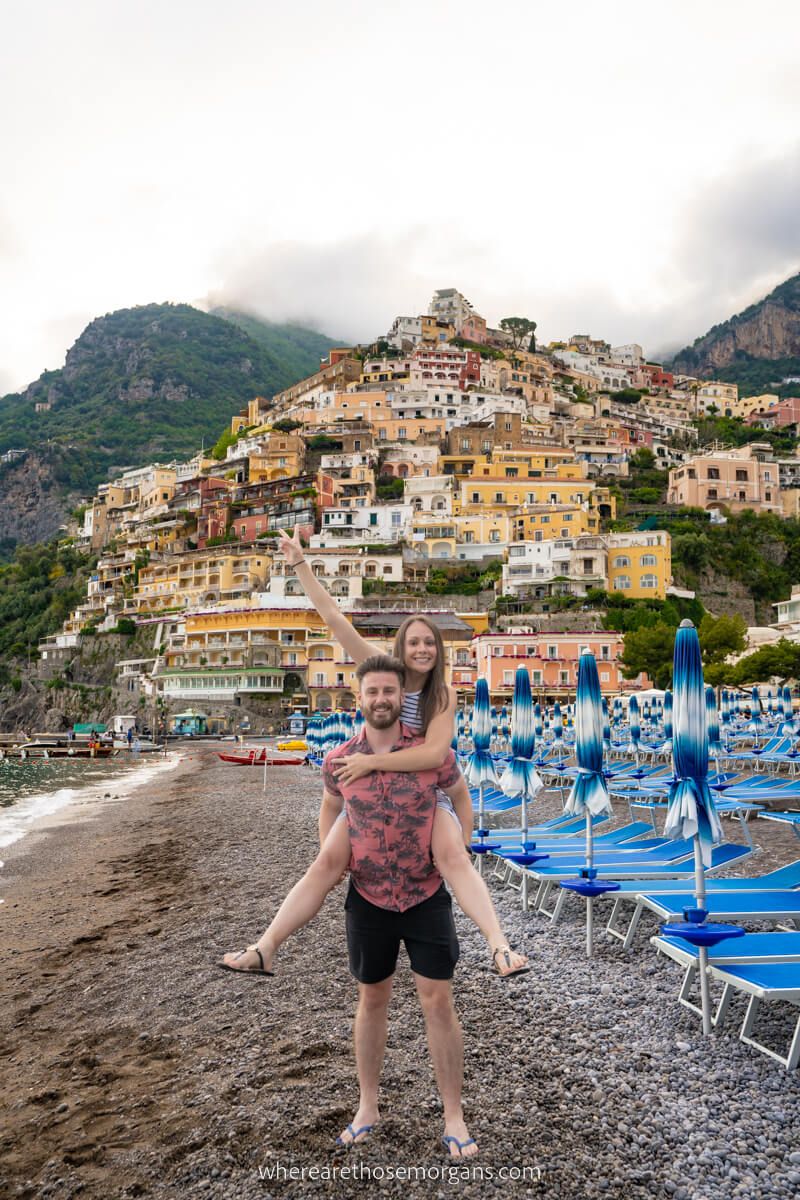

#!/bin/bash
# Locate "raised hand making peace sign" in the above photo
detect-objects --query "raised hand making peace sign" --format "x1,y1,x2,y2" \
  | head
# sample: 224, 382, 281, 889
277, 526, 306, 566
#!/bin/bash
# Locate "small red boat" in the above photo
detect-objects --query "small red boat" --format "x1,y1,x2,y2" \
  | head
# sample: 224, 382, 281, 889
217, 750, 305, 766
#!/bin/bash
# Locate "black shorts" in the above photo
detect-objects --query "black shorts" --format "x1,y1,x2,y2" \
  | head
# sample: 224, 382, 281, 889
344, 882, 460, 984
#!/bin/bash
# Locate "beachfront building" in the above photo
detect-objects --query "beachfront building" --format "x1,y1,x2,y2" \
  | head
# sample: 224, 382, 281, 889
667, 445, 782, 515
311, 504, 413, 547
471, 630, 643, 703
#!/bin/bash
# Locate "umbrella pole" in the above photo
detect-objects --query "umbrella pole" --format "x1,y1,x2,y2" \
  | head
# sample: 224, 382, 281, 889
694, 838, 712, 1036
586, 809, 594, 958
478, 781, 486, 876
521, 793, 529, 911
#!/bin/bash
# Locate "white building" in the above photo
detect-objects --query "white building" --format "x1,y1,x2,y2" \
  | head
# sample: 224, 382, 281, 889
610, 344, 644, 367
404, 474, 454, 514
428, 288, 478, 333
501, 538, 607, 598
310, 504, 413, 547
386, 315, 423, 350
268, 547, 404, 604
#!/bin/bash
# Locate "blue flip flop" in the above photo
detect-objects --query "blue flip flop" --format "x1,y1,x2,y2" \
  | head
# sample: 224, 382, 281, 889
442, 1135, 477, 1157
336, 1123, 375, 1147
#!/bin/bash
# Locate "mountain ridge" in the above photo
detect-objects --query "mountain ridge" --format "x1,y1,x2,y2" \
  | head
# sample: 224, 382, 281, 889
670, 271, 800, 395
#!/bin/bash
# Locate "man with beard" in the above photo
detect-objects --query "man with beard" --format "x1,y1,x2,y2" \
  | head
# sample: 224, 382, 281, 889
320, 654, 479, 1158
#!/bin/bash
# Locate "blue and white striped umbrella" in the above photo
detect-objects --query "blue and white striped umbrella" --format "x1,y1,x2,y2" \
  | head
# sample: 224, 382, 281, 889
563, 653, 612, 956
775, 689, 785, 723
781, 686, 796, 735
766, 689, 775, 717
705, 686, 721, 760
500, 668, 543, 800
565, 654, 610, 819
534, 702, 543, 741
613, 697, 623, 728
719, 689, 730, 727
464, 678, 498, 788
749, 686, 764, 736
660, 689, 673, 754
353, 709, 365, 737
500, 669, 543, 866
664, 621, 722, 868
627, 696, 641, 753
601, 697, 611, 751
552, 701, 564, 747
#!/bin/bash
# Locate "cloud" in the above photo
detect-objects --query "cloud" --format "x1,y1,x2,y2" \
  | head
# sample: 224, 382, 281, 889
206, 230, 496, 343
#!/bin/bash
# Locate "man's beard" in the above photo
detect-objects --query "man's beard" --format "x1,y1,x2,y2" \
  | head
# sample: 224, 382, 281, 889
364, 700, 402, 729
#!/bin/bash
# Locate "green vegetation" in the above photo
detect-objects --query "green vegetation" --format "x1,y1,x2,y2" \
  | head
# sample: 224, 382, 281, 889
693, 414, 797, 456
0, 541, 97, 666
0, 303, 338, 495
210, 307, 339, 381
498, 317, 537, 352
426, 559, 502, 596
706, 638, 800, 687
615, 600, 742, 690
449, 337, 505, 360
664, 510, 800, 614
376, 475, 405, 500
671, 272, 800, 397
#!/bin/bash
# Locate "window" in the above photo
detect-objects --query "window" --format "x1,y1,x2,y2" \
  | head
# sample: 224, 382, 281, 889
707, 467, 719, 479
707, 488, 718, 500
471, 492, 480, 504
489, 530, 501, 543
391, 511, 402, 527
379, 428, 387, 440
354, 439, 361, 450
532, 670, 543, 685
766, 491, 772, 501
534, 530, 543, 542
601, 645, 610, 660
370, 512, 378, 526
614, 575, 631, 590
493, 646, 503, 657
495, 493, 504, 504
383, 565, 392, 575
600, 672, 610, 682
560, 670, 569, 684
640, 574, 658, 589
612, 555, 631, 569
640, 554, 657, 566
503, 670, 514, 686
548, 645, 558, 659
735, 470, 748, 482
398, 427, 407, 439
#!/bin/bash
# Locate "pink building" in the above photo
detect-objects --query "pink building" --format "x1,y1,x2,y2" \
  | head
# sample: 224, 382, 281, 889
471, 631, 648, 703
667, 445, 782, 514
746, 397, 800, 429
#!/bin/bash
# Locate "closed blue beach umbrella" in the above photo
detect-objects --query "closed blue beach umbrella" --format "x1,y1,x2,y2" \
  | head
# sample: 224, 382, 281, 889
705, 686, 721, 763
749, 686, 763, 739
601, 697, 611, 751
552, 701, 564, 747
561, 653, 615, 956
534, 702, 543, 741
660, 689, 673, 754
499, 667, 545, 905
664, 620, 732, 1034
628, 695, 641, 755
465, 678, 499, 872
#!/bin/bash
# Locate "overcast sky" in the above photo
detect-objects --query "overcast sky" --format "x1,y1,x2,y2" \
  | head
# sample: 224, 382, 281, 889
1, 0, 799, 395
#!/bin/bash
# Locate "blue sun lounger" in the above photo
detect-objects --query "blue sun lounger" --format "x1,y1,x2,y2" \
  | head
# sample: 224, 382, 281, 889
758, 811, 800, 841
536, 843, 754, 922
650, 930, 800, 1042
605, 860, 800, 949
705, 961, 800, 1069
632, 890, 800, 930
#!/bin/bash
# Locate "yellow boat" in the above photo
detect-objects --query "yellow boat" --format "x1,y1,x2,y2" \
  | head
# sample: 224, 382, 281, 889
277, 738, 307, 751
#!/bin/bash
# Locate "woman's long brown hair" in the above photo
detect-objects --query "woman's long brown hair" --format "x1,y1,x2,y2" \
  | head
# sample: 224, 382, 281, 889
392, 615, 449, 733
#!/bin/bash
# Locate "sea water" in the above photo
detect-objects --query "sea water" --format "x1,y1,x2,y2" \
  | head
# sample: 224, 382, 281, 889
0, 752, 179, 851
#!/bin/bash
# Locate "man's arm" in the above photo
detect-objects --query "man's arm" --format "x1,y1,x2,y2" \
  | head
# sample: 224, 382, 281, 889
441, 775, 474, 849
319, 786, 345, 846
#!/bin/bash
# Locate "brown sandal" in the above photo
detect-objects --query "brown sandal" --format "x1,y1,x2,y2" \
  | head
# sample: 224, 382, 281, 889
492, 946, 530, 979
218, 945, 274, 977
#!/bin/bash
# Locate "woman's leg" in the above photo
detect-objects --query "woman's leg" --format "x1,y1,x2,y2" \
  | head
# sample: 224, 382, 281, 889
221, 816, 351, 973
431, 808, 528, 976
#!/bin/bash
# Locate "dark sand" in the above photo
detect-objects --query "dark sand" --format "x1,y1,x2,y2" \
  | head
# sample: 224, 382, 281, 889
1, 751, 799, 1199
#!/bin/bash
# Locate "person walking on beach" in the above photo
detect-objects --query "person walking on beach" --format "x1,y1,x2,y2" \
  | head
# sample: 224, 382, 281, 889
221, 525, 526, 981
323, 654, 479, 1157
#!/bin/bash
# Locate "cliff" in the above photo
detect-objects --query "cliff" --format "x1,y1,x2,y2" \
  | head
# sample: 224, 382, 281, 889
670, 271, 800, 393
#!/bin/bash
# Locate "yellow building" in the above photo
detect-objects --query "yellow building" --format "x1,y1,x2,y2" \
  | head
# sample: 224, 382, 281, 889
512, 504, 600, 540
247, 432, 306, 482
134, 548, 271, 614
453, 476, 615, 519
606, 531, 671, 600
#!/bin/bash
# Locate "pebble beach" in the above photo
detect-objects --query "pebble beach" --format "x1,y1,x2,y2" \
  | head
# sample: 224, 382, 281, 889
1, 749, 799, 1200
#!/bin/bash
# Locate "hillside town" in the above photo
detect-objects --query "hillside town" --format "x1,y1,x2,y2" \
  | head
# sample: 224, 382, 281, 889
35, 288, 800, 726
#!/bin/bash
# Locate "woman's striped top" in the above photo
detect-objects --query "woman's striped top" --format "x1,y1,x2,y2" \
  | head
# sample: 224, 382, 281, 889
400, 689, 423, 732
